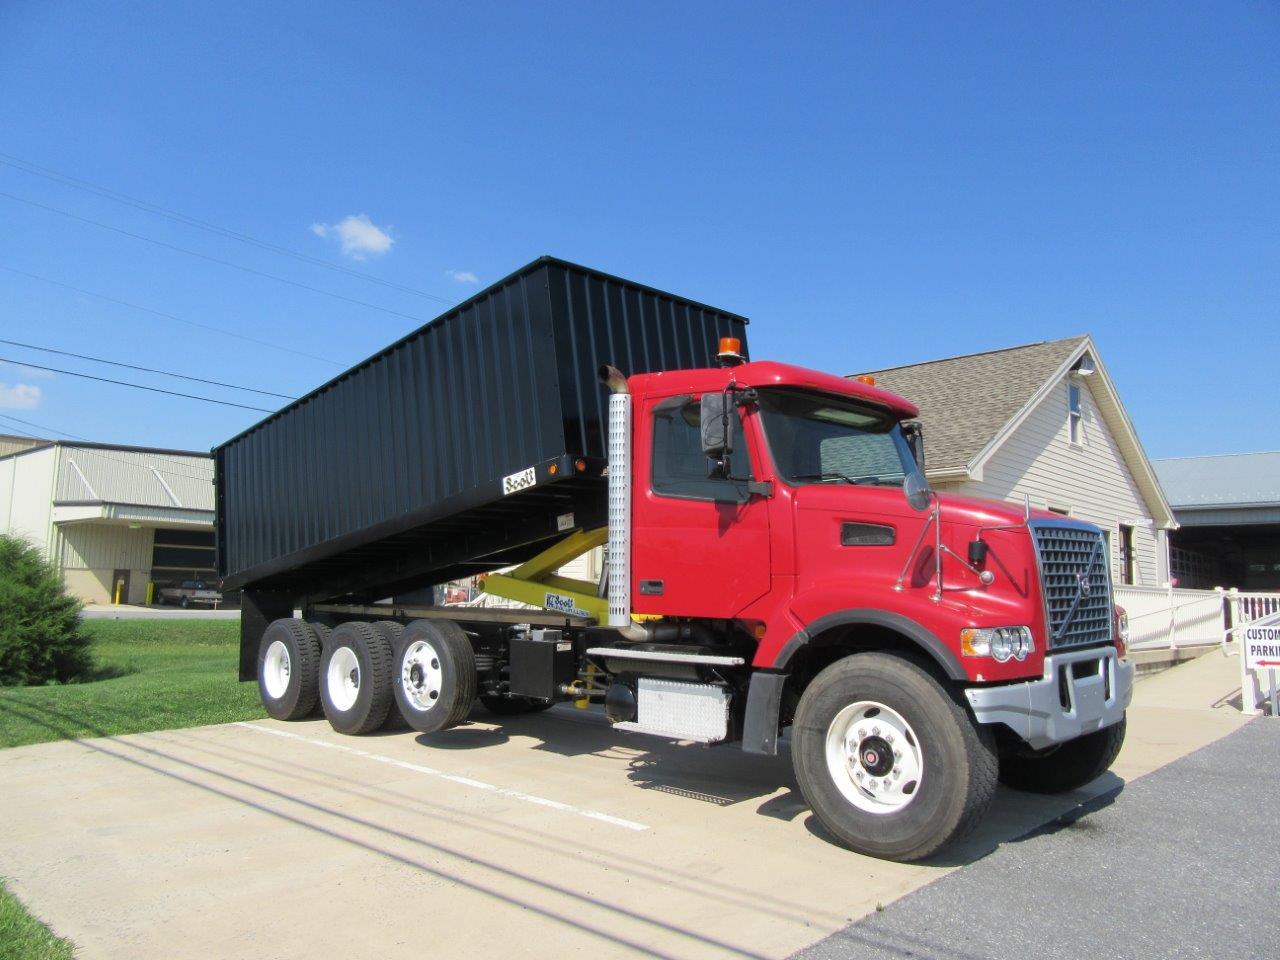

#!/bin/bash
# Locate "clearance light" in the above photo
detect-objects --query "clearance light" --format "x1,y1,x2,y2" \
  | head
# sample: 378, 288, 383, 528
574, 458, 587, 473
856, 374, 876, 386
548, 463, 559, 475
960, 626, 1034, 662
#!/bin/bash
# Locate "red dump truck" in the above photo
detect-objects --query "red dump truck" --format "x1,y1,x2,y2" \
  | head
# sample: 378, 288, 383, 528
216, 257, 1132, 862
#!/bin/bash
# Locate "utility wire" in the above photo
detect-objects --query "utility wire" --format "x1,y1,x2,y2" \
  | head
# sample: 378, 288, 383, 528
0, 356, 275, 413
0, 152, 455, 306
0, 413, 214, 482
0, 190, 432, 325
0, 264, 343, 367
0, 338, 295, 400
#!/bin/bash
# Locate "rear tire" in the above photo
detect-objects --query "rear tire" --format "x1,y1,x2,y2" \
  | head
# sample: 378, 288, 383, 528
479, 695, 555, 715
371, 621, 409, 730
791, 652, 997, 862
999, 716, 1126, 794
257, 618, 322, 721
319, 622, 394, 735
392, 619, 477, 734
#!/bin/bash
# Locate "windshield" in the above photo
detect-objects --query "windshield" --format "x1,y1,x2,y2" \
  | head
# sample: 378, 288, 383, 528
756, 389, 915, 486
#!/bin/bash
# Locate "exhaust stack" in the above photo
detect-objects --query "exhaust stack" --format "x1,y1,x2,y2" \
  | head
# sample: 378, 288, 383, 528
599, 366, 633, 630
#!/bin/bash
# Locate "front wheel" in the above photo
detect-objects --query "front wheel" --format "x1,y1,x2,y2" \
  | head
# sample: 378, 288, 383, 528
791, 652, 998, 862
999, 716, 1126, 794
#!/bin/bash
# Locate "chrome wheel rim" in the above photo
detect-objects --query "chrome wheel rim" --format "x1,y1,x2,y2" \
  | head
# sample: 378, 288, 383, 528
825, 700, 923, 814
400, 639, 443, 712
326, 645, 361, 712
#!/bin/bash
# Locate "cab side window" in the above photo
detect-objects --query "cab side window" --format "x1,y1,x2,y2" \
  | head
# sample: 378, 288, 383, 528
651, 398, 753, 502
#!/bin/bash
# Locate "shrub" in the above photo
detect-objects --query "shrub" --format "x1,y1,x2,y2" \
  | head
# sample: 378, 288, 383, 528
0, 534, 90, 686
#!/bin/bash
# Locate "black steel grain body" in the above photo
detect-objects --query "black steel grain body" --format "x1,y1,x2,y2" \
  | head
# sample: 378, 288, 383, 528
215, 257, 748, 610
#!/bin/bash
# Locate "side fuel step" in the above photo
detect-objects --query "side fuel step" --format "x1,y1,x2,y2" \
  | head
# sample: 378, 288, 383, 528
585, 647, 745, 666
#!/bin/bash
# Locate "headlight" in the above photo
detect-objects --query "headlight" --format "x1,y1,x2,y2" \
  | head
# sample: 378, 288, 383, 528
961, 626, 1035, 662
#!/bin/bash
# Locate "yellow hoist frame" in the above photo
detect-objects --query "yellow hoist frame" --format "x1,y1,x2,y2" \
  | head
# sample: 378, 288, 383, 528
480, 527, 610, 624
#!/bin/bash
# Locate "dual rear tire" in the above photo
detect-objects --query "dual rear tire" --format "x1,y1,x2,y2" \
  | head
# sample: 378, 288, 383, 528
257, 617, 478, 735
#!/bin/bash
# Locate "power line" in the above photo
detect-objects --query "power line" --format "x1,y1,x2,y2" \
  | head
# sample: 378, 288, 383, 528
0, 413, 214, 482
0, 152, 456, 306
0, 190, 433, 325
0, 263, 343, 367
0, 338, 295, 400
0, 356, 275, 413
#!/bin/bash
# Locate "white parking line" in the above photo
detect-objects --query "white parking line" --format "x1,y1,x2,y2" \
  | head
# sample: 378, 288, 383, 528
232, 721, 649, 832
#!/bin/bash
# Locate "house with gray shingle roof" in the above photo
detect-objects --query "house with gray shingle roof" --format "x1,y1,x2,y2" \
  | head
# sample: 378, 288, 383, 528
857, 336, 1176, 588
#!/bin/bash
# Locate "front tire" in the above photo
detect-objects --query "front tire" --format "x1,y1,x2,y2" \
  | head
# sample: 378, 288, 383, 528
999, 716, 1126, 794
319, 622, 394, 735
791, 652, 997, 862
257, 618, 322, 721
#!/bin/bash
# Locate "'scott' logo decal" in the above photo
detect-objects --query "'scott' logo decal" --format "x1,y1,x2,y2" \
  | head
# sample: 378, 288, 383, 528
502, 467, 537, 496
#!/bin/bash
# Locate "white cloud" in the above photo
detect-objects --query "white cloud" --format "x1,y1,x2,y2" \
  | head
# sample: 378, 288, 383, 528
0, 383, 41, 409
445, 269, 479, 284
310, 213, 394, 260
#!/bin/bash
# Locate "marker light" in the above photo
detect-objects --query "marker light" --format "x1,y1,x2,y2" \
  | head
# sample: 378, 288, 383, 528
574, 458, 587, 473
856, 374, 876, 386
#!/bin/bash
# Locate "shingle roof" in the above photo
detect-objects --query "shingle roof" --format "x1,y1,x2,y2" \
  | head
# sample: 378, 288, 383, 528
1153, 451, 1280, 509
857, 337, 1088, 473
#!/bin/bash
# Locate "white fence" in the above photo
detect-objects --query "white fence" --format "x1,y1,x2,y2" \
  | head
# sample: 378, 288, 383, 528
1112, 585, 1280, 652
1114, 585, 1226, 650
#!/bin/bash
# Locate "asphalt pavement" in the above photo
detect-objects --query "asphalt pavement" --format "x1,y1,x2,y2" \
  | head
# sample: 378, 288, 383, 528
792, 717, 1279, 960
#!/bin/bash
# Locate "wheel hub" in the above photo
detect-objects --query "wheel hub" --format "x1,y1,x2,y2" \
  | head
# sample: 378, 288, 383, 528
858, 735, 894, 777
825, 701, 924, 815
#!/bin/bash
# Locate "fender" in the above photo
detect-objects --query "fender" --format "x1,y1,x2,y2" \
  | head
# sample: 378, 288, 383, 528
741, 608, 965, 755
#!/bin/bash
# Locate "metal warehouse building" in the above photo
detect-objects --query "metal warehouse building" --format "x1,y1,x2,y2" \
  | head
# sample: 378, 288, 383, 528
0, 435, 215, 604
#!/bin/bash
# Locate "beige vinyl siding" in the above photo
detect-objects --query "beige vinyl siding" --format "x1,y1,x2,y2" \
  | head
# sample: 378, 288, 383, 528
54, 523, 155, 570
938, 377, 1161, 586
0, 446, 57, 554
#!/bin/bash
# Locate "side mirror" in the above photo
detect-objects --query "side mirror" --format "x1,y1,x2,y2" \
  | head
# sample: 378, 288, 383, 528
700, 392, 732, 459
903, 421, 926, 470
903, 469, 932, 512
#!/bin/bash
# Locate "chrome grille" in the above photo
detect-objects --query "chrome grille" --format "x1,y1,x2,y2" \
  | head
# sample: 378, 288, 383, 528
1031, 522, 1113, 650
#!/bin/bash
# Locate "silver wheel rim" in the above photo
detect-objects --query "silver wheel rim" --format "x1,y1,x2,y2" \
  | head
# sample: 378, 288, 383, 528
400, 639, 443, 712
824, 700, 924, 814
263, 640, 291, 700
326, 645, 361, 712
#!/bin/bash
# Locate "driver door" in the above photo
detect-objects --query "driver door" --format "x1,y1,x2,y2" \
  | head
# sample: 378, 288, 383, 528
630, 395, 771, 618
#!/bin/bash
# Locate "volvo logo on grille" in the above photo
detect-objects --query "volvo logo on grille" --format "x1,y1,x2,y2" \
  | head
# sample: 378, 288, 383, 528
1077, 572, 1092, 598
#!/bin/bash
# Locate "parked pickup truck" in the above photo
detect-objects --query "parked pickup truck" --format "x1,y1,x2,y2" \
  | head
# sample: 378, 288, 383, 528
156, 579, 222, 608
217, 258, 1132, 862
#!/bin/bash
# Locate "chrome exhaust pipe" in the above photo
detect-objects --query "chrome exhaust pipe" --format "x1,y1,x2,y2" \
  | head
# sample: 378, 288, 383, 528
598, 365, 642, 639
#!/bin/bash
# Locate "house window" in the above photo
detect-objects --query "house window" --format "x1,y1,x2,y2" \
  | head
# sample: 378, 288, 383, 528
1118, 524, 1135, 585
1068, 383, 1082, 445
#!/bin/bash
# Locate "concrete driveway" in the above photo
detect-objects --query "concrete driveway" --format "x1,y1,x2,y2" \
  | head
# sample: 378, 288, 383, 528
0, 653, 1251, 960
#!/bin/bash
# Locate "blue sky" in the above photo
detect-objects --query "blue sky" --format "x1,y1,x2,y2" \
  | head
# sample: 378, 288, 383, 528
0, 2, 1275, 459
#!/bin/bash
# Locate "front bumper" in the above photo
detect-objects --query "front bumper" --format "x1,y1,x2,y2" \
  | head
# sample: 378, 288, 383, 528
965, 645, 1133, 750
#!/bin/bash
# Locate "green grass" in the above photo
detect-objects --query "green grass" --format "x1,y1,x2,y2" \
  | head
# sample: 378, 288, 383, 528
0, 881, 74, 960
0, 619, 263, 749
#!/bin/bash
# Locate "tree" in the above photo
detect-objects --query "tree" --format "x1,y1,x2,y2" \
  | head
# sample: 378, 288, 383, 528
0, 534, 91, 686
